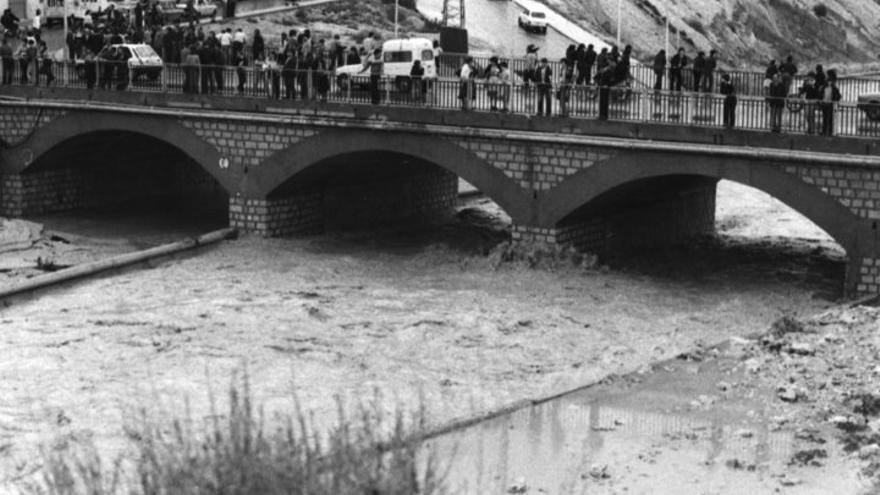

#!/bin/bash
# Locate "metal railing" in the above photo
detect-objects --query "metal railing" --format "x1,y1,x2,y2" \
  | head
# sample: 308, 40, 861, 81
2, 58, 879, 140
436, 53, 880, 102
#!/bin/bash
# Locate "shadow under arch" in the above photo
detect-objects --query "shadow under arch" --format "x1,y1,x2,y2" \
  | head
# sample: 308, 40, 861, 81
252, 128, 532, 223
539, 149, 867, 255
1, 111, 235, 194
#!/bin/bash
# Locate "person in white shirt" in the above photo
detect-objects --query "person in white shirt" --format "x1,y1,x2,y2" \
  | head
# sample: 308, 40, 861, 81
458, 57, 473, 110
219, 28, 232, 63
31, 9, 40, 34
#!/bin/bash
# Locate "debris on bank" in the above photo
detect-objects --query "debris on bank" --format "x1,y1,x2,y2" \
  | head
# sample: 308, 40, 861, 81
722, 306, 880, 491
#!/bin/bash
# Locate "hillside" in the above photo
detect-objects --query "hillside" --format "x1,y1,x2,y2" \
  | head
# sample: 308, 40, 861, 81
539, 0, 880, 71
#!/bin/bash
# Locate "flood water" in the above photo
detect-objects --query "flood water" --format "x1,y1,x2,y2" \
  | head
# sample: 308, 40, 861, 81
426, 348, 861, 494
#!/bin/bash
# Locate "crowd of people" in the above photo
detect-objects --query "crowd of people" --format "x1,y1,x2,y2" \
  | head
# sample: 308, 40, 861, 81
0, 9, 851, 135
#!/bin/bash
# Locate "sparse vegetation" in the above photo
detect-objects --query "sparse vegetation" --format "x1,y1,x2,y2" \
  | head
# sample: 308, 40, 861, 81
23, 374, 447, 495
813, 3, 828, 17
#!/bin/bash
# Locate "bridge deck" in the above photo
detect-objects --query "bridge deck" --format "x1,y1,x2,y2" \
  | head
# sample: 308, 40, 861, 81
2, 62, 880, 143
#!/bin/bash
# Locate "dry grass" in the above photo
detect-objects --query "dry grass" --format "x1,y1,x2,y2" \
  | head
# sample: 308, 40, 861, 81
23, 374, 447, 495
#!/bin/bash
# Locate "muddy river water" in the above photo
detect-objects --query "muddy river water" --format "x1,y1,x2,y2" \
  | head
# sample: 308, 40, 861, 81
0, 180, 865, 493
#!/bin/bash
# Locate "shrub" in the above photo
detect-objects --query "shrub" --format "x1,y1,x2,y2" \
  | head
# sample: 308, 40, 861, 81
24, 374, 447, 495
295, 8, 307, 20
813, 3, 827, 17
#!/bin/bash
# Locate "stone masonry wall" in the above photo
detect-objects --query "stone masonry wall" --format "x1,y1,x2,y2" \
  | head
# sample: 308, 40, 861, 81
179, 119, 317, 169
0, 108, 66, 147
231, 169, 459, 236
782, 164, 880, 220
451, 137, 616, 191
512, 180, 717, 255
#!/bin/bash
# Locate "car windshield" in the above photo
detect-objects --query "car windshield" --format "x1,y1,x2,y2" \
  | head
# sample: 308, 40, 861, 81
532, 12, 546, 18
131, 46, 158, 59
384, 51, 413, 63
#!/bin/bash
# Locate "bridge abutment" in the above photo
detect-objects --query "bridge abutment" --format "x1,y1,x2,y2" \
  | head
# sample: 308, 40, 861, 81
233, 168, 459, 236
515, 177, 718, 254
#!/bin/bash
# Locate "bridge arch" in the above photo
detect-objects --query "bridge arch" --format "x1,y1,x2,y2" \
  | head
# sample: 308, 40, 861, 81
253, 129, 532, 222
540, 149, 867, 254
2, 111, 235, 194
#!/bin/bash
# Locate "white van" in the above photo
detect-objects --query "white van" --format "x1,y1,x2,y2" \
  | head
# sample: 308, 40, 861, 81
336, 37, 437, 92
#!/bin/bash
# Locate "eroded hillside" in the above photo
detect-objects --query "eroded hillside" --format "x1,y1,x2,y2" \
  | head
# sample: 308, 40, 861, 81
540, 0, 880, 70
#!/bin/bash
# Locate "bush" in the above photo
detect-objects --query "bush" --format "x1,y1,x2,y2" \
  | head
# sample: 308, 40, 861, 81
813, 3, 827, 17
295, 8, 307, 20
24, 374, 447, 495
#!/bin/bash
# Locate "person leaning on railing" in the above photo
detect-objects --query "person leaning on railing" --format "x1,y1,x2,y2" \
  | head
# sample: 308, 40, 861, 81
361, 47, 383, 105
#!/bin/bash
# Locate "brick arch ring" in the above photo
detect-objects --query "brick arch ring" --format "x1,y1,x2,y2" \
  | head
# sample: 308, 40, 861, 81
250, 128, 533, 223
539, 149, 869, 256
0, 111, 236, 195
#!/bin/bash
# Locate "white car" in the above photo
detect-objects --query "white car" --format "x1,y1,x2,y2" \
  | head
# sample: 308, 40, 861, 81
96, 43, 164, 81
518, 9, 548, 34
336, 37, 437, 93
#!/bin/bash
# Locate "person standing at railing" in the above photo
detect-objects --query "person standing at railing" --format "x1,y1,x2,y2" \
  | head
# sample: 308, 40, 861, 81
211, 42, 225, 92
498, 61, 511, 112
252, 29, 265, 62
535, 57, 552, 117
820, 69, 841, 136
314, 51, 330, 102
485, 56, 501, 111
281, 50, 297, 99
762, 60, 778, 95
219, 28, 232, 65
83, 47, 97, 90
456, 56, 475, 110
233, 50, 247, 95
361, 47, 383, 105
720, 73, 736, 128
652, 49, 665, 90
0, 38, 12, 85
692, 51, 705, 93
410, 59, 424, 103
767, 72, 786, 132
197, 41, 214, 93
669, 48, 686, 92
182, 43, 201, 94
558, 59, 574, 117
798, 72, 820, 134
298, 50, 312, 100
37, 39, 53, 87
780, 55, 798, 94
704, 50, 717, 92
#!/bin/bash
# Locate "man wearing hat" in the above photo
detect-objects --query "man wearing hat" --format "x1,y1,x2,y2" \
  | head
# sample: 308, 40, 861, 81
534, 56, 552, 116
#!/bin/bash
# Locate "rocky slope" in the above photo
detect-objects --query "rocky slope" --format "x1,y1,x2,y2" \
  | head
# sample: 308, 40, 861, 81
540, 0, 880, 71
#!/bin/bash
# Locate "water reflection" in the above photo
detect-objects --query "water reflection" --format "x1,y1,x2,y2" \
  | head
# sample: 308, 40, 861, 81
427, 359, 859, 494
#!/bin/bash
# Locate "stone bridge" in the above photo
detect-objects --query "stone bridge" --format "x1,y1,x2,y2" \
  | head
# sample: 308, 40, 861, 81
3, 87, 880, 295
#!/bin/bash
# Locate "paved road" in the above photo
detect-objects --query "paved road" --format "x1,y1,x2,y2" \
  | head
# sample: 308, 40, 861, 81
419, 0, 576, 59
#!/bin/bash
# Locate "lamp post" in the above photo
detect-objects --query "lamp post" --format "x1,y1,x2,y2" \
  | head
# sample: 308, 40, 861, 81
616, 0, 621, 45
62, 0, 68, 60
394, 0, 399, 37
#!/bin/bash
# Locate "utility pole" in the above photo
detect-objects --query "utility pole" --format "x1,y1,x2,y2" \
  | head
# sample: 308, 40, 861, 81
616, 0, 621, 46
394, 0, 398, 37
62, 0, 68, 60
441, 0, 465, 28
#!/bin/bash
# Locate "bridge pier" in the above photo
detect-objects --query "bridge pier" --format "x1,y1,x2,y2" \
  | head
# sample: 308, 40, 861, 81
231, 168, 459, 237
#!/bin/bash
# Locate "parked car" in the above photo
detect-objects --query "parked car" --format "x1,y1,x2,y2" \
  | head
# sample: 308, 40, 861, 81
89, 43, 163, 81
858, 93, 880, 121
335, 37, 437, 92
178, 0, 218, 20
517, 8, 547, 34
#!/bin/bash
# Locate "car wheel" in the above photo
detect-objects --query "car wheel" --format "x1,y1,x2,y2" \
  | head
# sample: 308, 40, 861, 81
867, 105, 880, 122
541, 26, 547, 34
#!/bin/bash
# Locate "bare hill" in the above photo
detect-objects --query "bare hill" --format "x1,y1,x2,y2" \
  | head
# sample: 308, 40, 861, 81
539, 0, 880, 71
